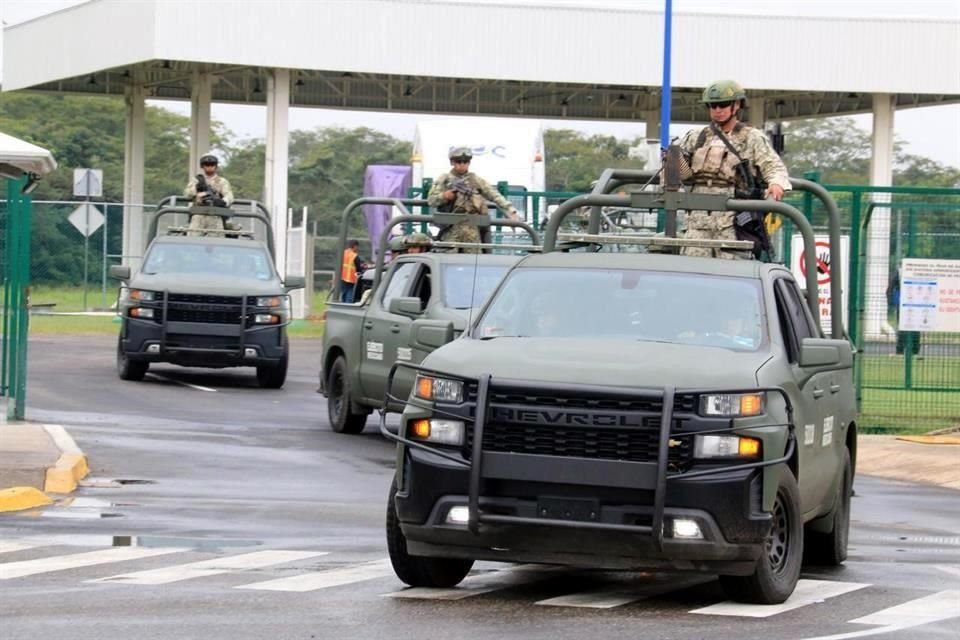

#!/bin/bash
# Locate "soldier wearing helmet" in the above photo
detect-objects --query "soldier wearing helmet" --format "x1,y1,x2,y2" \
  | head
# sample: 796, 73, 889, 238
677, 80, 790, 259
388, 232, 433, 256
184, 154, 235, 235
427, 146, 520, 253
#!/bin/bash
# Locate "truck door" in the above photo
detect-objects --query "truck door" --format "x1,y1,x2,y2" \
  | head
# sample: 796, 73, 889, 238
359, 260, 429, 404
774, 279, 836, 512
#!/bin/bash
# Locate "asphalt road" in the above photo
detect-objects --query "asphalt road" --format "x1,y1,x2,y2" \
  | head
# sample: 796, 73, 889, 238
0, 334, 957, 640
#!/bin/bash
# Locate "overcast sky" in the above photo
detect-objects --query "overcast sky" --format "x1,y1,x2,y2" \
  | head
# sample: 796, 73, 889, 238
2, 0, 958, 168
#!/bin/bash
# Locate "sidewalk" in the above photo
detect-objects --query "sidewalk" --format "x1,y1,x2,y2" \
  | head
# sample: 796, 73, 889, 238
0, 424, 957, 512
0, 423, 89, 512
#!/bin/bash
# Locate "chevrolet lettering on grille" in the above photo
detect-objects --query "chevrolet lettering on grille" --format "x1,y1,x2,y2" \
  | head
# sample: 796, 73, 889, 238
491, 407, 645, 427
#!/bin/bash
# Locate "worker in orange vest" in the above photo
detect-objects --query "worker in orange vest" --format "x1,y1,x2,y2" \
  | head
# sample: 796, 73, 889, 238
340, 239, 365, 303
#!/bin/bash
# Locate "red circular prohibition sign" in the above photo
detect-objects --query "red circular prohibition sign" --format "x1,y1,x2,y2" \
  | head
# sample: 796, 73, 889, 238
799, 241, 832, 286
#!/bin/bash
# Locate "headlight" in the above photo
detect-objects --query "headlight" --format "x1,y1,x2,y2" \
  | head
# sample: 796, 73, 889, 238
414, 375, 463, 403
130, 307, 155, 319
699, 393, 764, 417
130, 289, 156, 302
409, 419, 465, 446
253, 314, 280, 324
256, 296, 281, 307
694, 435, 761, 459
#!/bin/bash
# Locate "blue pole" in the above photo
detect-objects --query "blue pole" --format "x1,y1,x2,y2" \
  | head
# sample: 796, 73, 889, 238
660, 0, 673, 150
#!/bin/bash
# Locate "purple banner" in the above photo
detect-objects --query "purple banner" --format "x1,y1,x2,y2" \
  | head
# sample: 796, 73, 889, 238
362, 165, 412, 257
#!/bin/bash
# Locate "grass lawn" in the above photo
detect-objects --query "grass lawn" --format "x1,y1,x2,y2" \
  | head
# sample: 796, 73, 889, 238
858, 354, 960, 434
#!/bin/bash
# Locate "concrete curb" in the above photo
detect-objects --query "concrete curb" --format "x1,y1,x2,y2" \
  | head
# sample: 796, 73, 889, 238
42, 424, 89, 494
0, 487, 54, 512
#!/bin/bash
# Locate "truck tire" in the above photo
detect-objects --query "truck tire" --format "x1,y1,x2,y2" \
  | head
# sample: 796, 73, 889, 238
117, 337, 148, 381
805, 448, 852, 566
327, 355, 368, 434
386, 479, 473, 588
256, 339, 288, 389
720, 465, 803, 604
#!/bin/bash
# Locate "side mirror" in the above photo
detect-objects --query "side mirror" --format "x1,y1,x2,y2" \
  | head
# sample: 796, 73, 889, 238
388, 296, 423, 318
800, 338, 853, 368
411, 320, 454, 351
284, 275, 306, 290
109, 265, 131, 281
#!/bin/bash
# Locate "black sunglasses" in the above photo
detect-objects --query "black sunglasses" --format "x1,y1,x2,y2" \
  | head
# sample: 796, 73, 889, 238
451, 156, 471, 163
708, 101, 735, 109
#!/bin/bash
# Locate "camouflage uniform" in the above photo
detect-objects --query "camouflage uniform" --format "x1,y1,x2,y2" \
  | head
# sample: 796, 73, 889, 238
184, 174, 235, 235
428, 170, 515, 254
678, 125, 790, 259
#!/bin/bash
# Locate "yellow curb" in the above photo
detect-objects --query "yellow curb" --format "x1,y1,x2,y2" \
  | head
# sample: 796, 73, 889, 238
0, 487, 53, 513
896, 435, 960, 445
44, 452, 90, 494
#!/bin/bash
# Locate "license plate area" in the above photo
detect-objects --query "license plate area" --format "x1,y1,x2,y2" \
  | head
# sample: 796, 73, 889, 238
537, 496, 600, 522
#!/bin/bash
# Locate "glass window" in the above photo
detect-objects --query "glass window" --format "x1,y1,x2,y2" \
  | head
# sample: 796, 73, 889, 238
476, 268, 765, 350
142, 242, 274, 279
442, 264, 511, 309
381, 262, 417, 309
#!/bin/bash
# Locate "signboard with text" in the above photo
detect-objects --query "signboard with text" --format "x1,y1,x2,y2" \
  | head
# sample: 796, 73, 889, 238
791, 235, 849, 335
899, 258, 960, 332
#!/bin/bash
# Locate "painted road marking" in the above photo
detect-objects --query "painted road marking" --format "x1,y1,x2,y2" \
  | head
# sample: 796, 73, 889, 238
936, 566, 960, 579
0, 547, 184, 580
235, 558, 393, 592
691, 579, 870, 618
802, 590, 960, 640
386, 564, 562, 601
536, 575, 713, 609
89, 550, 327, 585
146, 373, 217, 392
0, 541, 35, 554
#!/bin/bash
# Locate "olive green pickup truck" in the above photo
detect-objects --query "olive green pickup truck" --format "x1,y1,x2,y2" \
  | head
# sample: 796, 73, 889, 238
382, 172, 858, 605
110, 199, 304, 388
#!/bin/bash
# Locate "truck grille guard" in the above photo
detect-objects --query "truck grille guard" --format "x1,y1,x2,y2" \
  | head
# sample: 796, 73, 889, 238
381, 362, 796, 549
118, 286, 291, 358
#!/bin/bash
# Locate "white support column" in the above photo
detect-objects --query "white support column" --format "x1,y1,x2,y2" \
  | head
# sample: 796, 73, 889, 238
264, 68, 291, 274
189, 71, 213, 175
645, 111, 660, 143
122, 80, 146, 268
747, 97, 766, 129
865, 93, 896, 338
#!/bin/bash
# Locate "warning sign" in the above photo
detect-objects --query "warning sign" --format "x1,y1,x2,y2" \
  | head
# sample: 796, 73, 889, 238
791, 235, 849, 334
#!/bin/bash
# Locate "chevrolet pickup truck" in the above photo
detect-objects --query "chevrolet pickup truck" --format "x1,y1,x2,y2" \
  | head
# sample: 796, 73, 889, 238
110, 199, 304, 388
382, 171, 857, 605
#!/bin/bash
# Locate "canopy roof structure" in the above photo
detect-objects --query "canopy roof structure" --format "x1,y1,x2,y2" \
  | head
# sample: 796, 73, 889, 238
0, 131, 57, 177
3, 0, 958, 124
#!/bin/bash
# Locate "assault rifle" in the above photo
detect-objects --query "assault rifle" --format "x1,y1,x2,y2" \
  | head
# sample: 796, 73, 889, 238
195, 173, 226, 207
448, 177, 476, 197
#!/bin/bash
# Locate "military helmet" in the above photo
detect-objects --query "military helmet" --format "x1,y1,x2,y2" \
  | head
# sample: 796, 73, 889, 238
448, 146, 473, 162
200, 154, 219, 166
701, 80, 747, 105
388, 236, 407, 253
404, 232, 432, 248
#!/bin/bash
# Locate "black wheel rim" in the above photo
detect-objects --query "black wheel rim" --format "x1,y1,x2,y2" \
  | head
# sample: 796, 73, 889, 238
765, 490, 790, 573
330, 368, 344, 420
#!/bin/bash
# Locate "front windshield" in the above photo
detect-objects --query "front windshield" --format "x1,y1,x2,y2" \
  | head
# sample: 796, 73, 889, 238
442, 264, 511, 309
476, 268, 765, 351
142, 243, 275, 280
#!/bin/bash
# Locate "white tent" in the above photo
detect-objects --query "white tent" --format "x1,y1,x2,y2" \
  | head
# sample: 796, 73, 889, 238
0, 131, 57, 178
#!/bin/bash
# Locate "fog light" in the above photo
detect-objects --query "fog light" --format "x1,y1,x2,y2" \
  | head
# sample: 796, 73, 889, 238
244, 348, 257, 358
446, 506, 469, 525
146, 344, 160, 354
672, 518, 703, 539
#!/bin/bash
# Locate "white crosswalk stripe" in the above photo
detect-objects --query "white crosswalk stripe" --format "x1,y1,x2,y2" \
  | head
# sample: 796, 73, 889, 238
690, 579, 871, 618
236, 558, 394, 592
850, 589, 960, 627
0, 541, 35, 554
0, 547, 185, 580
385, 564, 562, 601
89, 550, 328, 585
536, 575, 713, 609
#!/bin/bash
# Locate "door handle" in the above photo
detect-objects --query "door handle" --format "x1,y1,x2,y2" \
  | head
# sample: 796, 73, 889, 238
830, 383, 841, 394
363, 322, 373, 330
813, 388, 824, 399
390, 324, 401, 333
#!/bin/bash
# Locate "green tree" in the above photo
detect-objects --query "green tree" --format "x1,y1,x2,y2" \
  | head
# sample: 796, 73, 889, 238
544, 129, 641, 192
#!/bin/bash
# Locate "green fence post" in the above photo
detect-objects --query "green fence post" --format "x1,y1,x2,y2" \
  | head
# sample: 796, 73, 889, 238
903, 207, 917, 389
848, 191, 863, 410
4, 176, 31, 420
531, 194, 540, 230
